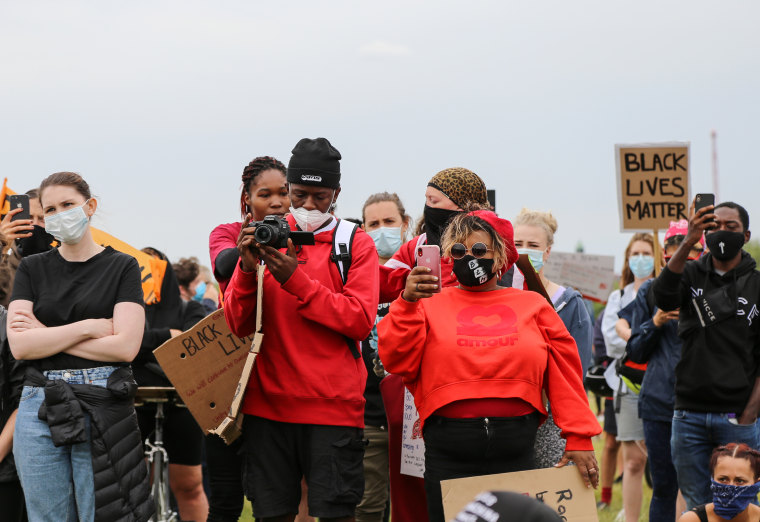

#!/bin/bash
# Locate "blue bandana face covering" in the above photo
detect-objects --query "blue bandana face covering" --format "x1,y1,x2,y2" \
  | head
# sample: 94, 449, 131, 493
628, 254, 654, 279
711, 479, 760, 520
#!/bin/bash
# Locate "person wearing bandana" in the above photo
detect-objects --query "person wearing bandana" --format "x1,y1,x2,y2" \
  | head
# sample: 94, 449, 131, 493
376, 167, 490, 522
679, 443, 760, 522
0, 188, 55, 308
378, 210, 601, 522
654, 200, 760, 509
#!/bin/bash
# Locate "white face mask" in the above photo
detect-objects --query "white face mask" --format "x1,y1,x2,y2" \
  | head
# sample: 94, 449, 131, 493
45, 200, 90, 244
290, 191, 335, 232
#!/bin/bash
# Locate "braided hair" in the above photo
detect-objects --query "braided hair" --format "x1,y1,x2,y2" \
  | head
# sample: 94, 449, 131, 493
240, 156, 287, 218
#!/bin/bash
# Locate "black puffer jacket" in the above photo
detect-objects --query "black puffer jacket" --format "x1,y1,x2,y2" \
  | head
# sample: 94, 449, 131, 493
0, 307, 25, 483
27, 365, 154, 522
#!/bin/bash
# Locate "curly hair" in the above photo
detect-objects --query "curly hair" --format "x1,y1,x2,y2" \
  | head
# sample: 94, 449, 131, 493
173, 257, 200, 289
441, 212, 509, 273
240, 156, 287, 218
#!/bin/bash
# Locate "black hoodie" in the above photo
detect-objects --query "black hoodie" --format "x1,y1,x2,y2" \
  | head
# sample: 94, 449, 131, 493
653, 250, 760, 414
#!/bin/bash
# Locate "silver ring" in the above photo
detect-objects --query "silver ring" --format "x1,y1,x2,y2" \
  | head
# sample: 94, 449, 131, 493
415, 283, 421, 291
589, 468, 598, 474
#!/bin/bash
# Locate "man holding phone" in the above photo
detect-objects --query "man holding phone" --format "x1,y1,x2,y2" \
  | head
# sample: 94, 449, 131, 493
652, 198, 760, 509
1, 189, 52, 308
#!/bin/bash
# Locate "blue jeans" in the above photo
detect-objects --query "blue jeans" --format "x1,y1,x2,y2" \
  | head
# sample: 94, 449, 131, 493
643, 419, 678, 522
13, 367, 115, 522
671, 409, 760, 510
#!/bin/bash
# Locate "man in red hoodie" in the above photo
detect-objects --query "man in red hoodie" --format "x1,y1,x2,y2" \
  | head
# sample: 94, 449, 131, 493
224, 138, 380, 522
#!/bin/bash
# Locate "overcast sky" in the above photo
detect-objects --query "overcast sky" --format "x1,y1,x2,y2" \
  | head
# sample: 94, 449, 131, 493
2, 1, 758, 273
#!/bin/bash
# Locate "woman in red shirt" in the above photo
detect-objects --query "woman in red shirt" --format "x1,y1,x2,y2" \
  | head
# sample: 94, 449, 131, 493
378, 210, 601, 522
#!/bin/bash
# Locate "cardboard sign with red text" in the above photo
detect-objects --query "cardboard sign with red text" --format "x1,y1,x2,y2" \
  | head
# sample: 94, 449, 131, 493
441, 466, 598, 521
153, 309, 254, 433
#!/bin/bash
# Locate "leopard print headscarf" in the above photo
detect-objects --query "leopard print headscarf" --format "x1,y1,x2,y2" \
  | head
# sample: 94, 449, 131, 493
427, 167, 488, 209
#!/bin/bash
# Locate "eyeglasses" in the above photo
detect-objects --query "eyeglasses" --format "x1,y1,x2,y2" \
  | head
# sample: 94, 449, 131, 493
450, 242, 493, 260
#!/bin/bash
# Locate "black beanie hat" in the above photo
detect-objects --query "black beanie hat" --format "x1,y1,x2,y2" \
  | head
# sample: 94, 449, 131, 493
287, 137, 342, 189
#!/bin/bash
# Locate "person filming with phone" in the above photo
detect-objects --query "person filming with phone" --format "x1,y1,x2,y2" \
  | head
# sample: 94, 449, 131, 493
223, 137, 379, 522
653, 197, 760, 509
1, 189, 55, 308
377, 209, 601, 522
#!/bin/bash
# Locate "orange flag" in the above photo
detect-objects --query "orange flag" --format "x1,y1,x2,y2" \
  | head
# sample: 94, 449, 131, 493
90, 228, 167, 305
0, 178, 18, 214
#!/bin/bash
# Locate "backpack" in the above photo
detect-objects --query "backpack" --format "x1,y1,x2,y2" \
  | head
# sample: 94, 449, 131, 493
328, 219, 361, 359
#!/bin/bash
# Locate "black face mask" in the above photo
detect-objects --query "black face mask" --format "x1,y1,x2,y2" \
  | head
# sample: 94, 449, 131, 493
423, 206, 460, 247
16, 225, 55, 257
706, 230, 745, 262
453, 255, 496, 287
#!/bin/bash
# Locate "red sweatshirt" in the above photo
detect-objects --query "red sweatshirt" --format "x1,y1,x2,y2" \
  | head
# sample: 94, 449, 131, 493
377, 286, 601, 450
209, 222, 242, 295
223, 216, 380, 427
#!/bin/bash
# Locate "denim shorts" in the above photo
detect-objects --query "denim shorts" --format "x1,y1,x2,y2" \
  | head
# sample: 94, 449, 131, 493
42, 366, 118, 388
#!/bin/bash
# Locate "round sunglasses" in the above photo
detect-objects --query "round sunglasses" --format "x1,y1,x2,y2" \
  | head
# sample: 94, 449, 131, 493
450, 242, 493, 260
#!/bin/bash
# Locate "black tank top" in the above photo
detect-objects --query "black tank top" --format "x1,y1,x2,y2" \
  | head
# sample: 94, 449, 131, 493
690, 505, 708, 522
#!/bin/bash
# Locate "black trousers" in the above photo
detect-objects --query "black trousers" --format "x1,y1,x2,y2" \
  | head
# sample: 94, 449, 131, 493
422, 412, 540, 522
0, 480, 28, 522
205, 433, 245, 522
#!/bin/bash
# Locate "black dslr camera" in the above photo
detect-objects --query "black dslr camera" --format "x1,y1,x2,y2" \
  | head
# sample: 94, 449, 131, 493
252, 215, 315, 249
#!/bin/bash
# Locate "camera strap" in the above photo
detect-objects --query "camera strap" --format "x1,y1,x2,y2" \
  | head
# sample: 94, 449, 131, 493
211, 264, 265, 443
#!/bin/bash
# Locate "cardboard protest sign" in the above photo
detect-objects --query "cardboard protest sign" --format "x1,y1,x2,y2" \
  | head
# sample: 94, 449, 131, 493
401, 387, 425, 478
153, 309, 254, 433
616, 142, 690, 231
543, 251, 616, 303
442, 466, 598, 521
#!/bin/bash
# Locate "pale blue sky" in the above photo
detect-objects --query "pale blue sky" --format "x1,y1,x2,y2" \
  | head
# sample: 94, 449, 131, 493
2, 1, 758, 272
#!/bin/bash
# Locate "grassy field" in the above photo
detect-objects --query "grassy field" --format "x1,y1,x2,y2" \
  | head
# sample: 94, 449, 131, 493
236, 402, 654, 521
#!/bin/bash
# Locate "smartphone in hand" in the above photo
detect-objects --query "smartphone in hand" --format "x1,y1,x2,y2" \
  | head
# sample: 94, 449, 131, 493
8, 194, 30, 221
417, 245, 442, 293
694, 193, 715, 226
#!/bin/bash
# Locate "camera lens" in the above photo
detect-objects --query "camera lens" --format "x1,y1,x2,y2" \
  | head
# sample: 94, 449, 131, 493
254, 226, 273, 245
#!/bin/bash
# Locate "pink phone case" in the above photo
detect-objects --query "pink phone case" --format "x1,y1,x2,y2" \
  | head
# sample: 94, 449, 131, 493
417, 245, 442, 292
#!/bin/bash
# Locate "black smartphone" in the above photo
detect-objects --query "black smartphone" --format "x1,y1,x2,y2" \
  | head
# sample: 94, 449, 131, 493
8, 194, 30, 221
694, 193, 715, 224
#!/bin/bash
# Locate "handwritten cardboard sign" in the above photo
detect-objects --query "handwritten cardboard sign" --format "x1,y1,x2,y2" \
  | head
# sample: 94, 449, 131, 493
401, 387, 425, 478
153, 309, 254, 433
441, 466, 598, 521
543, 251, 616, 303
616, 142, 690, 231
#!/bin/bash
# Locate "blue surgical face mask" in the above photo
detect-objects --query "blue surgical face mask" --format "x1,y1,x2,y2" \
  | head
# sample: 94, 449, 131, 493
711, 479, 760, 520
193, 281, 207, 302
44, 200, 90, 245
517, 248, 545, 272
369, 227, 403, 258
628, 254, 654, 279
